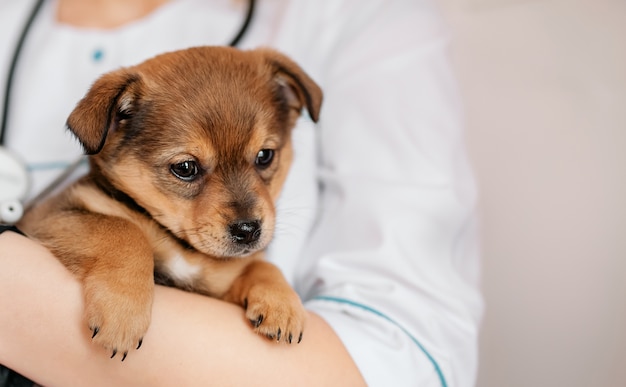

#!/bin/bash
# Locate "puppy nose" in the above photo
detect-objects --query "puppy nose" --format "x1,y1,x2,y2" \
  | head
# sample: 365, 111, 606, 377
229, 220, 261, 245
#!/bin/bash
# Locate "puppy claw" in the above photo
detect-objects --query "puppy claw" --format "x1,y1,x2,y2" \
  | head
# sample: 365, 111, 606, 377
298, 332, 303, 344
111, 349, 117, 359
91, 327, 100, 339
137, 338, 143, 350
121, 351, 128, 362
288, 333, 293, 344
249, 314, 264, 328
276, 328, 281, 342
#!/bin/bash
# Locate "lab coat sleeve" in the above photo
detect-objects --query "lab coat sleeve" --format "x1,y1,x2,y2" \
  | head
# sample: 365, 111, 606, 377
294, 1, 484, 386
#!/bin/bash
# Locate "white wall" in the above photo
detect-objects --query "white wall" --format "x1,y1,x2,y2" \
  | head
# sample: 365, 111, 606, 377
437, 0, 626, 386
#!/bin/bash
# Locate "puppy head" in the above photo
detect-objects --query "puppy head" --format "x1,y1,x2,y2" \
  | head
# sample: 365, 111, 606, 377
67, 47, 322, 258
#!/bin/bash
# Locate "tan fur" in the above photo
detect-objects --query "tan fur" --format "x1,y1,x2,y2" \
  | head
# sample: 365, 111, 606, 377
18, 46, 322, 358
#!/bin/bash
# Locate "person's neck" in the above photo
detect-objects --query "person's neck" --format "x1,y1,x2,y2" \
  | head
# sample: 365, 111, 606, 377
55, 0, 171, 29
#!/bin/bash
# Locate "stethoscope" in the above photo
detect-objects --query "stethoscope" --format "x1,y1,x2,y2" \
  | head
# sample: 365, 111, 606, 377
0, 0, 256, 224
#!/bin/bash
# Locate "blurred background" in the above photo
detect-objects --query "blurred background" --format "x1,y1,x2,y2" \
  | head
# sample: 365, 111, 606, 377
437, 0, 626, 386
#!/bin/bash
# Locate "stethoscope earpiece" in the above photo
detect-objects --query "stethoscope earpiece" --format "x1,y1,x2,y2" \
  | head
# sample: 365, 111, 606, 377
0, 199, 24, 224
0, 146, 29, 224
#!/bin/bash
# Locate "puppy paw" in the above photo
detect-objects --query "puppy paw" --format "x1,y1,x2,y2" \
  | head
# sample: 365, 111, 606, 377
84, 277, 153, 360
244, 287, 306, 344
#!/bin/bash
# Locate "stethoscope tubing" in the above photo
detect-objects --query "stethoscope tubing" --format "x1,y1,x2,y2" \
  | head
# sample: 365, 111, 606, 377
0, 0, 45, 146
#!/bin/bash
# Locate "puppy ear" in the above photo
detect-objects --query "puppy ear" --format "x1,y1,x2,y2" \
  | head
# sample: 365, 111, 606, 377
66, 70, 140, 155
260, 49, 323, 122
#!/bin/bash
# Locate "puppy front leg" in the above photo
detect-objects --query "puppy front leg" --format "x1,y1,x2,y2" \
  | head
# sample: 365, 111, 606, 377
224, 260, 306, 344
33, 212, 154, 359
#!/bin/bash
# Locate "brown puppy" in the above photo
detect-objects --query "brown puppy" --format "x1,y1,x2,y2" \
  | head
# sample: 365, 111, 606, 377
19, 46, 322, 360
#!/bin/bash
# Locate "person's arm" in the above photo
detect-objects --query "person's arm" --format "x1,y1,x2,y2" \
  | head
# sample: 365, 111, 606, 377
0, 232, 366, 387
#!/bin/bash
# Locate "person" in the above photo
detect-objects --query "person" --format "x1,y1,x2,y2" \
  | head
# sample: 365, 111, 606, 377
0, 0, 483, 386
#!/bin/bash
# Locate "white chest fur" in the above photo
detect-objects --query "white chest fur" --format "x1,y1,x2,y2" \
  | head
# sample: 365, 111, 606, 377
165, 254, 202, 283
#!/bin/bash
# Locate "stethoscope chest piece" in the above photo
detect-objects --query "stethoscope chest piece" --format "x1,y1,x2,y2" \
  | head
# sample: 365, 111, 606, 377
0, 146, 29, 223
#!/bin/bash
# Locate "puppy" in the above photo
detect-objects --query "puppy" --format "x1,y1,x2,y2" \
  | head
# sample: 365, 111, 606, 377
19, 46, 322, 360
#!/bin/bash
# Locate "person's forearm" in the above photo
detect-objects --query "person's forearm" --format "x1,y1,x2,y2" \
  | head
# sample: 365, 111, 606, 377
0, 232, 366, 386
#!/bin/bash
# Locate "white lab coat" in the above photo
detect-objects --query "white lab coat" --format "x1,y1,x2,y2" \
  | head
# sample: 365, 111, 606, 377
0, 0, 483, 385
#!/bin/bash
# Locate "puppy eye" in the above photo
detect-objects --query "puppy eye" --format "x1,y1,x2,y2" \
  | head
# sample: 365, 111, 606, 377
170, 160, 199, 181
255, 149, 275, 169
